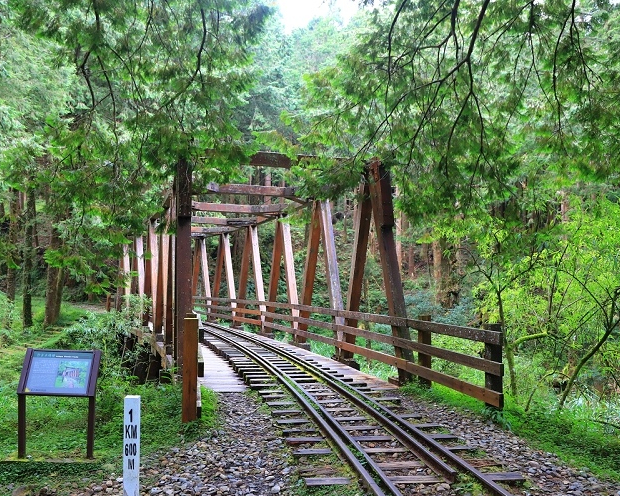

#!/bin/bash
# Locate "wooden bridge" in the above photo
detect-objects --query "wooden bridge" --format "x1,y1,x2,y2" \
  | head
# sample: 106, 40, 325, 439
115, 152, 504, 421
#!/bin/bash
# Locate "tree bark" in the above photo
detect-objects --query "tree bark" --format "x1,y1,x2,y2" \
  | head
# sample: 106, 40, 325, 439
44, 221, 65, 326
22, 190, 36, 328
432, 236, 459, 307
6, 188, 21, 302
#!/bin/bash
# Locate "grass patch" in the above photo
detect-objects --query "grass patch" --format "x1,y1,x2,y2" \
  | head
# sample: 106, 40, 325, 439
0, 299, 218, 494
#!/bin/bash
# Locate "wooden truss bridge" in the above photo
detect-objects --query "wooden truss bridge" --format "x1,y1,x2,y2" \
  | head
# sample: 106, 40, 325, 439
116, 152, 504, 421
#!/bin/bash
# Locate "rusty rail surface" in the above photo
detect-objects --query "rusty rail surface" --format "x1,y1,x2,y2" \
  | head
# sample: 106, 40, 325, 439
194, 296, 504, 409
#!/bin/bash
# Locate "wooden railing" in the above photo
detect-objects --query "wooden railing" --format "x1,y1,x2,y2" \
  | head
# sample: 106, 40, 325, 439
194, 296, 504, 409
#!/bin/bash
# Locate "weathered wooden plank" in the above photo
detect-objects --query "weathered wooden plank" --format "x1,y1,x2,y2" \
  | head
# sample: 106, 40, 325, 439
200, 183, 298, 197
192, 238, 201, 297
281, 222, 300, 331
121, 243, 131, 304
222, 233, 237, 317
298, 202, 321, 344
176, 158, 193, 367
285, 437, 323, 445
250, 225, 266, 326
148, 222, 162, 333
293, 448, 332, 455
319, 200, 345, 344
304, 478, 350, 486
199, 238, 211, 303
191, 226, 240, 235
234, 229, 252, 327
409, 318, 503, 345
369, 160, 413, 383
344, 182, 372, 359
204, 294, 499, 344
376, 461, 424, 469
182, 314, 198, 423
265, 222, 284, 329
387, 476, 440, 483
135, 236, 145, 297
191, 216, 258, 226
258, 309, 502, 375
484, 323, 504, 409
262, 319, 503, 407
211, 236, 225, 300
418, 314, 432, 388
486, 472, 526, 482
191, 201, 286, 215
161, 234, 172, 346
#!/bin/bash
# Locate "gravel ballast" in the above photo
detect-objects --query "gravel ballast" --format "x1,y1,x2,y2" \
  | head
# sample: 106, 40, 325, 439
6, 390, 620, 496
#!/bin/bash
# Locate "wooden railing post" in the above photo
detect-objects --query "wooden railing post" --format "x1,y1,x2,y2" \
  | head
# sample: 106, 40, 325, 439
417, 315, 432, 388
483, 323, 504, 410
182, 313, 198, 423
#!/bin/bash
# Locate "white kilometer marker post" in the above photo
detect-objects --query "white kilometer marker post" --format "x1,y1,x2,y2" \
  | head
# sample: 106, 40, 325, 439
123, 396, 141, 496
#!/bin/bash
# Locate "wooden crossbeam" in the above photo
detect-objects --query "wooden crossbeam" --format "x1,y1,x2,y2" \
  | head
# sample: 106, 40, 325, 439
192, 226, 239, 235
191, 216, 258, 226
200, 183, 298, 197
192, 201, 286, 215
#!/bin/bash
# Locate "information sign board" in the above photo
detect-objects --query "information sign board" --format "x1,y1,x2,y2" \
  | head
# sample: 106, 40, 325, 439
18, 348, 100, 397
17, 348, 101, 459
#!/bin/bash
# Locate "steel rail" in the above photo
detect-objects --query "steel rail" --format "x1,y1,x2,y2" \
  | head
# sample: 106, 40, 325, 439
203, 322, 519, 496
203, 326, 392, 496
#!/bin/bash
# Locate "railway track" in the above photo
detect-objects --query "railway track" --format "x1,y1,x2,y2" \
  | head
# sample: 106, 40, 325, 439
202, 322, 524, 496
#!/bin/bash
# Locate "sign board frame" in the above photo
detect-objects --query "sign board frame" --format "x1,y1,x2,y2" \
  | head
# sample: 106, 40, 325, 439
18, 348, 101, 397
17, 348, 101, 459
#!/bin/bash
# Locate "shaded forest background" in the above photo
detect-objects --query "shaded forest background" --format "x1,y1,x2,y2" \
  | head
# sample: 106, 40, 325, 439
1, 0, 620, 421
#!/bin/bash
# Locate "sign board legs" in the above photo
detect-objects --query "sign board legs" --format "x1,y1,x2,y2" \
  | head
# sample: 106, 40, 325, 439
18, 394, 25, 459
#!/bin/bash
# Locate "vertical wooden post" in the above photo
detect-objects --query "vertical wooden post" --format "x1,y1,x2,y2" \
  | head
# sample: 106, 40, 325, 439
162, 234, 173, 350
198, 238, 212, 317
175, 158, 193, 369
192, 238, 202, 297
182, 313, 198, 423
249, 225, 266, 328
148, 221, 161, 333
135, 236, 145, 297
368, 160, 413, 384
211, 236, 225, 301
281, 222, 300, 334
222, 233, 237, 319
344, 182, 372, 361
234, 228, 252, 326
265, 222, 284, 335
122, 244, 131, 309
484, 323, 504, 410
417, 315, 432, 388
319, 201, 345, 357
299, 202, 321, 344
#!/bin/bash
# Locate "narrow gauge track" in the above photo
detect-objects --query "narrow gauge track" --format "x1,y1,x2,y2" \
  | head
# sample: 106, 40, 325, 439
202, 322, 523, 496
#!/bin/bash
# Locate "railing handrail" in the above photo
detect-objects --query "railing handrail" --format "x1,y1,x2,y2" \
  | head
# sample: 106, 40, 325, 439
193, 295, 505, 409
194, 295, 502, 345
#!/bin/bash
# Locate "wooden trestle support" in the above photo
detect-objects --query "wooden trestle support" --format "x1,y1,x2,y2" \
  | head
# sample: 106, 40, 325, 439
116, 152, 504, 422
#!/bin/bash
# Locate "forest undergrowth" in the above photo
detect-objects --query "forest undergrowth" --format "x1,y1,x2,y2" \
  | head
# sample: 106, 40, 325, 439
0, 298, 217, 493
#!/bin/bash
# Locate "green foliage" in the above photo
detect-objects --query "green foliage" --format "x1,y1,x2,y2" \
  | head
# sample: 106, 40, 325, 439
0, 301, 218, 490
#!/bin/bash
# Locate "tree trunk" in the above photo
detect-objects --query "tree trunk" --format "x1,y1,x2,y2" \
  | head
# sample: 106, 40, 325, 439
432, 236, 458, 307
408, 243, 416, 278
22, 190, 36, 329
44, 221, 65, 326
396, 210, 403, 273
6, 188, 21, 302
